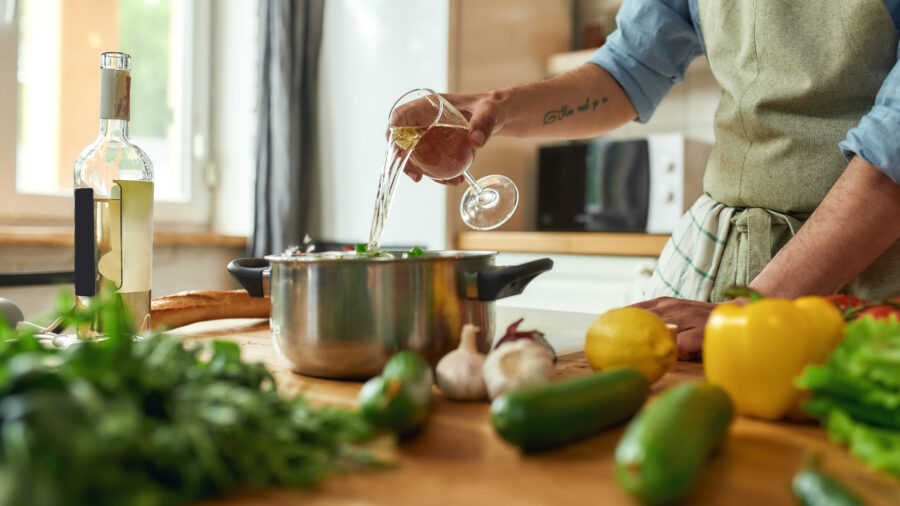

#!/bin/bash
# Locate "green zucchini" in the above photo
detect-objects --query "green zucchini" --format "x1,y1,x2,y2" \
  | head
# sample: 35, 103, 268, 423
615, 382, 734, 505
490, 368, 650, 452
793, 466, 867, 506
358, 351, 434, 436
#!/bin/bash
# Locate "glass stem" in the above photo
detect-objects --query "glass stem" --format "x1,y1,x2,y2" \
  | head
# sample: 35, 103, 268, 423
464, 171, 483, 194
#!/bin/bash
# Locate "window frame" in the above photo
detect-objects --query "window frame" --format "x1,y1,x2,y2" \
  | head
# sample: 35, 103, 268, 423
0, 0, 213, 228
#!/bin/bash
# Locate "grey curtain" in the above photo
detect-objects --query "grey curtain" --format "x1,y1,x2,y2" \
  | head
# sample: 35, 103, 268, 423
252, 0, 325, 256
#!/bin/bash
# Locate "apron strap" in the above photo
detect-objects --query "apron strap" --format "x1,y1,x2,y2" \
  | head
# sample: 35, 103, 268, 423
731, 207, 806, 293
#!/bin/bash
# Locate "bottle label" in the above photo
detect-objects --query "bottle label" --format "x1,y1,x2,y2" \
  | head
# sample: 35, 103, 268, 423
115, 180, 154, 292
74, 188, 96, 297
75, 181, 153, 298
99, 69, 131, 121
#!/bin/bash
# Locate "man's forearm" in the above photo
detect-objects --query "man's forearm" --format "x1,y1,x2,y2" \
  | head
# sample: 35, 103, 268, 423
750, 156, 900, 297
489, 64, 637, 139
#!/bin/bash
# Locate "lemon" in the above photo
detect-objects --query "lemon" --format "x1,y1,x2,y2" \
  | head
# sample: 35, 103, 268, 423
585, 307, 676, 384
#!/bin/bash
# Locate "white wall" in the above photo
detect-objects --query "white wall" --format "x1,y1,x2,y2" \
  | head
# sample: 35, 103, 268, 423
210, 0, 258, 237
316, 0, 449, 249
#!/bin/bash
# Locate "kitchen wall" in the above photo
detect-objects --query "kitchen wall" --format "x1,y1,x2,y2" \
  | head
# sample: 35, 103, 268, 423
314, 0, 450, 250
445, 0, 574, 238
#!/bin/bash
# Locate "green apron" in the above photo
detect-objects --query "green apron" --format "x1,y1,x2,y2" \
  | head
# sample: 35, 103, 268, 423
690, 0, 899, 302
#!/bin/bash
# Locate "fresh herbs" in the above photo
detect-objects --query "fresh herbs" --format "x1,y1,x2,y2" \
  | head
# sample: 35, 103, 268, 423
351, 243, 428, 259
796, 317, 900, 477
402, 246, 426, 259
0, 285, 383, 505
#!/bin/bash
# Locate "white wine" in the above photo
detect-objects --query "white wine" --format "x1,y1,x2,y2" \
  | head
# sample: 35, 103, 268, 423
368, 123, 472, 251
92, 197, 152, 331
94, 197, 122, 287
390, 123, 472, 179
74, 52, 154, 336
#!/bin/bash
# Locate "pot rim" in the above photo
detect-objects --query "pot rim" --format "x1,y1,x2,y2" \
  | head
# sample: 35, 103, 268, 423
264, 249, 499, 264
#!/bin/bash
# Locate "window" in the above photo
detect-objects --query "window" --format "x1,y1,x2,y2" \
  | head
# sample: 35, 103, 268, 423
0, 0, 212, 226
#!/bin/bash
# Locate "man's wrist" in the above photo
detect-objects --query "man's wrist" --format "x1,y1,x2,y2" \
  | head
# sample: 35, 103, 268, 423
487, 88, 512, 135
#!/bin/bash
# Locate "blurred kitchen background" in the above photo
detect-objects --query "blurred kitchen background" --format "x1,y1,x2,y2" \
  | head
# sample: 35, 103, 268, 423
0, 0, 719, 319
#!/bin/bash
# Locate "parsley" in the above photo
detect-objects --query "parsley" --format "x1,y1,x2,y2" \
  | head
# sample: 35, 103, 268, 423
0, 284, 384, 505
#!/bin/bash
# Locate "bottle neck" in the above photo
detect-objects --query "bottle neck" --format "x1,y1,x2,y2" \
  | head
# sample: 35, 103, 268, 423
99, 68, 131, 123
99, 118, 129, 140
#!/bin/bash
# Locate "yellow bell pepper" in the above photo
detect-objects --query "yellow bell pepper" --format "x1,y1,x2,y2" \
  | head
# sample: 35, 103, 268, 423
703, 296, 845, 420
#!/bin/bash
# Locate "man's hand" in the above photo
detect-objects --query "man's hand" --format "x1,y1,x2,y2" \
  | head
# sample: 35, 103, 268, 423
629, 297, 718, 360
401, 92, 496, 185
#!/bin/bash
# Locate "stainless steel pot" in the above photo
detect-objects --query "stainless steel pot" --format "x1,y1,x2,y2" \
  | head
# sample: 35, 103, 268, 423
227, 251, 551, 379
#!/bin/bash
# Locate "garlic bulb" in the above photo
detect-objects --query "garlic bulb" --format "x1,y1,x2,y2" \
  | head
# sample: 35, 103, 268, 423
435, 324, 487, 401
483, 339, 554, 400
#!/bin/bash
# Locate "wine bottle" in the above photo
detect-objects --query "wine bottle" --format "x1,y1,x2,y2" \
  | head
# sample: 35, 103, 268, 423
74, 52, 154, 335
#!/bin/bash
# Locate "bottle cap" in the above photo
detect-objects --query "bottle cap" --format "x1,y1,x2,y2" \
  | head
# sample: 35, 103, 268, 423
99, 52, 131, 120
101, 52, 131, 72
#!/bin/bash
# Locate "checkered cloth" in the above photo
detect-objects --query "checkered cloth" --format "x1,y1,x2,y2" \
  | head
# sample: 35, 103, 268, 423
643, 195, 735, 302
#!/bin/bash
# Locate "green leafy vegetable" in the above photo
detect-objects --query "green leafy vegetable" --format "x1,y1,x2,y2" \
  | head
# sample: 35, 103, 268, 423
406, 246, 426, 258
796, 318, 900, 477
353, 243, 426, 259
0, 284, 384, 505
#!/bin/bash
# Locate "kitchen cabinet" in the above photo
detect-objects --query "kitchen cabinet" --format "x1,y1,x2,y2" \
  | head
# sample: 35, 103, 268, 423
459, 230, 668, 312
496, 252, 657, 314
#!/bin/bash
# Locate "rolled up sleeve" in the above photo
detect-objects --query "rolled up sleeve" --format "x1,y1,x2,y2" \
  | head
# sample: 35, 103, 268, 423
839, 40, 900, 184
587, 0, 704, 123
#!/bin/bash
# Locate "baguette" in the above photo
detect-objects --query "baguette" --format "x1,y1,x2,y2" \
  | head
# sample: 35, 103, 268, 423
150, 290, 270, 331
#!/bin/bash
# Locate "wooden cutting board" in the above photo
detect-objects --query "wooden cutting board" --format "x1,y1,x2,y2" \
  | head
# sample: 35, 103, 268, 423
175, 320, 899, 506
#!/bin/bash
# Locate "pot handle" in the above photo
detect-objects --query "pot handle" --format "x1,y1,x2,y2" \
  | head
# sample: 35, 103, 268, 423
466, 258, 553, 301
227, 258, 271, 297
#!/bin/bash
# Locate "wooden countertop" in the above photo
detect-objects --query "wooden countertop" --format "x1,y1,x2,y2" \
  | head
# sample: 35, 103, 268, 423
457, 231, 669, 257
171, 308, 899, 506
0, 225, 248, 248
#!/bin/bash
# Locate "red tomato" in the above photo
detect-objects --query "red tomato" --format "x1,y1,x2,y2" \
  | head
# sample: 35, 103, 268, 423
824, 294, 868, 312
854, 304, 900, 321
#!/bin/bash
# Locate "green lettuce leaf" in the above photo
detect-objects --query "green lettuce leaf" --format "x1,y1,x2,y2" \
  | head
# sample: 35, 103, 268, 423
796, 317, 900, 476
826, 409, 900, 477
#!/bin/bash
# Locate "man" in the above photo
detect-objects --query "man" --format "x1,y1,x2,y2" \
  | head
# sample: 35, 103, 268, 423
404, 0, 900, 359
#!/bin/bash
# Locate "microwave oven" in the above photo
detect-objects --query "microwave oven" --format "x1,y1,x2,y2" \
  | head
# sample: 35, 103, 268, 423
536, 134, 709, 234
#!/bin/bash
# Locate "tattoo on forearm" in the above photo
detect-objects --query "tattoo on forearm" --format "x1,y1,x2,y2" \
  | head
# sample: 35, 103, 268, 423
543, 96, 608, 125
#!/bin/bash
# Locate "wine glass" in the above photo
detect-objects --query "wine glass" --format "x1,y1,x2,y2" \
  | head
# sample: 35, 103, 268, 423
389, 88, 518, 230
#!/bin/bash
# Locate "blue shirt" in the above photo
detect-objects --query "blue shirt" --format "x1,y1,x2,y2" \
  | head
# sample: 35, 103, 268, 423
588, 0, 900, 184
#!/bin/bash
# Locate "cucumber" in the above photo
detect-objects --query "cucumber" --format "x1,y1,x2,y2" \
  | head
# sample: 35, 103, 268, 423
490, 368, 650, 452
793, 467, 867, 506
358, 351, 434, 436
615, 382, 734, 505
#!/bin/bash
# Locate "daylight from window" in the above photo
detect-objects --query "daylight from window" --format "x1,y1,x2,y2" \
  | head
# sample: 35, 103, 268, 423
16, 0, 187, 202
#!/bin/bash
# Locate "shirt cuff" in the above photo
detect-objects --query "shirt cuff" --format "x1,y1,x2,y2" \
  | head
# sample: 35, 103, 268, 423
840, 104, 900, 185
586, 41, 677, 124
